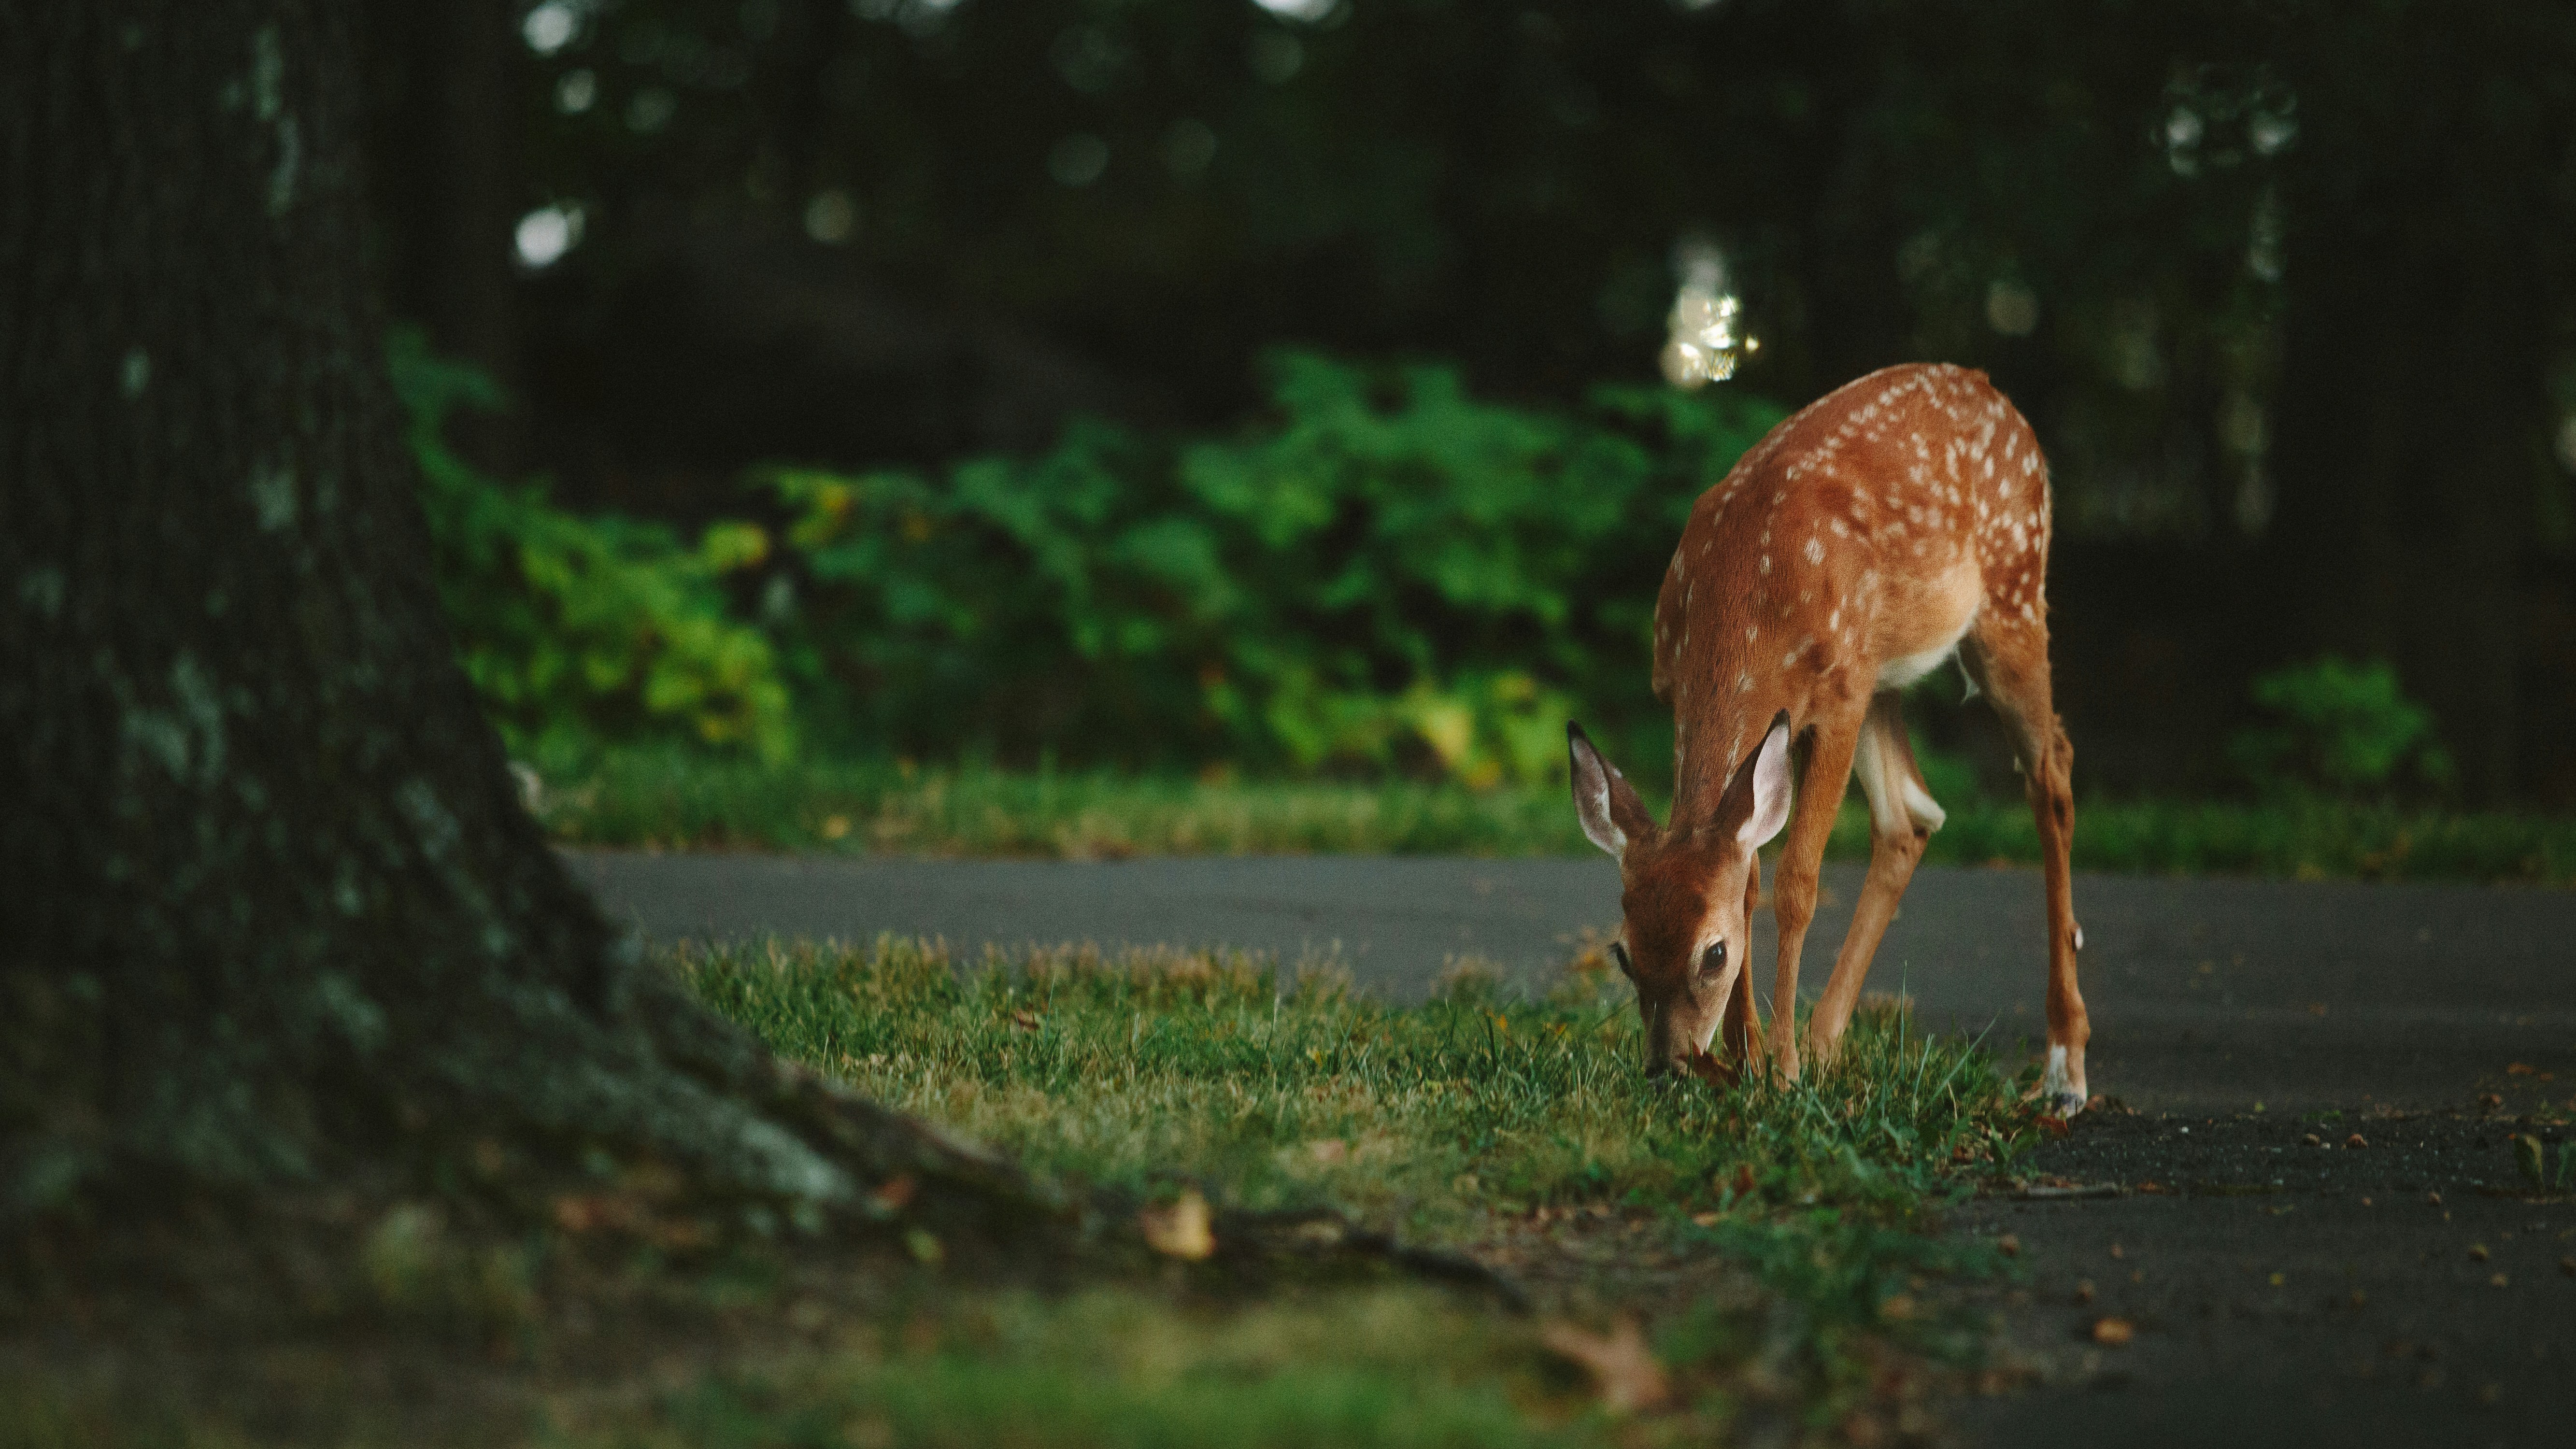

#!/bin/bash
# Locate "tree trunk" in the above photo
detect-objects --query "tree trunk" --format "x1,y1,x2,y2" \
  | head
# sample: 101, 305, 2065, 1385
0, 0, 1000, 1224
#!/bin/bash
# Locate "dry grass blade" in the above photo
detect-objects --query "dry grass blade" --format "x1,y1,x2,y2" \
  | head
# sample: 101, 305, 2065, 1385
1540, 1316, 1670, 1414
1139, 1189, 1216, 1261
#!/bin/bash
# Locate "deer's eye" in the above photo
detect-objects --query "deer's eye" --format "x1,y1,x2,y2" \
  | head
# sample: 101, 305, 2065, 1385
1608, 941, 1635, 978
1699, 940, 1728, 978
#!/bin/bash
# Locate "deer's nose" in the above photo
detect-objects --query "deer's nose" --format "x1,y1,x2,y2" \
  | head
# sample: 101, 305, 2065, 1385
1642, 1055, 1672, 1079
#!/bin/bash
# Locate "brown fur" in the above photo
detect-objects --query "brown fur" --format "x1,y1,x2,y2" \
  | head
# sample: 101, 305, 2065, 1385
1592, 363, 2091, 1103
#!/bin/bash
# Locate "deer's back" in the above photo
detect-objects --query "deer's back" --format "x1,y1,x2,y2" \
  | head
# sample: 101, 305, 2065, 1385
1653, 364, 2052, 780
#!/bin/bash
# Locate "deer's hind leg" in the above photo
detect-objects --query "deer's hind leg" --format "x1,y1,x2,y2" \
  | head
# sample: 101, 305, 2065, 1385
1807, 691, 1941, 1064
1962, 615, 2090, 1116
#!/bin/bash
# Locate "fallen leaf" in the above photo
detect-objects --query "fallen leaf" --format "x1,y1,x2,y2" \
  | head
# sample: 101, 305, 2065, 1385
2478, 1093, 2505, 1110
552, 1193, 607, 1234
1541, 1317, 1669, 1414
871, 1174, 917, 1214
2074, 1279, 2095, 1304
1303, 1138, 1349, 1165
2469, 1243, 2490, 1262
2092, 1317, 2135, 1346
645, 1215, 712, 1252
2489, 1272, 2509, 1289
1010, 1009, 1041, 1032
1691, 1211, 1720, 1227
1997, 1233, 2021, 1257
1139, 1189, 1216, 1261
2506, 1063, 2534, 1076
2346, 1133, 2369, 1149
2511, 1135, 2544, 1189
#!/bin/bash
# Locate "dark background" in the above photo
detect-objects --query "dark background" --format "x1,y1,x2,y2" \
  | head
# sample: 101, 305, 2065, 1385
360, 0, 2576, 806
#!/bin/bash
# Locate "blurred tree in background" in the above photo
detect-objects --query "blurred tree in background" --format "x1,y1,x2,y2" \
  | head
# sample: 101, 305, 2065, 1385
361, 0, 2576, 804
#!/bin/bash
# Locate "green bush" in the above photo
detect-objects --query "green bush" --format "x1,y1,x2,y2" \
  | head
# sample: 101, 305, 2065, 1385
2225, 654, 2453, 800
390, 330, 796, 766
759, 352, 1785, 785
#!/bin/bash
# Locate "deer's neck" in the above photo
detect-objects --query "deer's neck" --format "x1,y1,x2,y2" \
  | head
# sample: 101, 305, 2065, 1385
1669, 639, 1803, 832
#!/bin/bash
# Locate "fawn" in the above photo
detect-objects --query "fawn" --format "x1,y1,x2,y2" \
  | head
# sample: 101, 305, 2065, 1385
1568, 363, 2089, 1116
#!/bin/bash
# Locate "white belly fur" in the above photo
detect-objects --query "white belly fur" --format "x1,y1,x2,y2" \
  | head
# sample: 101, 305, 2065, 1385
1871, 563, 1981, 693
1876, 638, 1962, 691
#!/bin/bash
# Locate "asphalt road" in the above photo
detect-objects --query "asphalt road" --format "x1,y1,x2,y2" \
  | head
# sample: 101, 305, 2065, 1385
567, 851, 2576, 1443
568, 851, 2576, 1113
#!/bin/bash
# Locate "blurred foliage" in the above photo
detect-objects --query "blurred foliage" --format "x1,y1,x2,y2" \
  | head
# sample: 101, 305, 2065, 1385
757, 353, 1785, 782
2225, 655, 2454, 800
392, 329, 797, 765
400, 330, 1777, 781
373, 0, 2576, 803
494, 0, 2332, 537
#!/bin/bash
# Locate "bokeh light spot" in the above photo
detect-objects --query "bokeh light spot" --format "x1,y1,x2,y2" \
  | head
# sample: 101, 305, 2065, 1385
1985, 279, 2040, 337
522, 1, 580, 56
1048, 134, 1110, 188
804, 190, 858, 244
514, 205, 584, 270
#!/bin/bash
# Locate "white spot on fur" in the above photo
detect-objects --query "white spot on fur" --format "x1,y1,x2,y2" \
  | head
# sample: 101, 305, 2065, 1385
1804, 537, 1824, 565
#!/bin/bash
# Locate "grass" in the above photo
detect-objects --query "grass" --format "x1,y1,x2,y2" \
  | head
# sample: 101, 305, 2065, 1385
534, 750, 2576, 885
0, 940, 2043, 1447
611, 936, 2050, 1446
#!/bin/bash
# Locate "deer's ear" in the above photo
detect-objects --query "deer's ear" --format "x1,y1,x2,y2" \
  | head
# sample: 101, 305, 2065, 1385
1568, 722, 1655, 860
1721, 711, 1795, 851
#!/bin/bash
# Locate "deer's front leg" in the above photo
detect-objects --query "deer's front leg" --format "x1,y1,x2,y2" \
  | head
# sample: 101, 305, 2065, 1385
1767, 705, 1865, 1082
1721, 859, 1765, 1068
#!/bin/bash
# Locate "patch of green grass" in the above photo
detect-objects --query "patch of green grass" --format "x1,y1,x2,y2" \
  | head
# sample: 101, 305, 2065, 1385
683, 939, 2022, 1242
618, 1287, 1566, 1449
539, 750, 2576, 885
639, 937, 2039, 1445
539, 753, 1591, 857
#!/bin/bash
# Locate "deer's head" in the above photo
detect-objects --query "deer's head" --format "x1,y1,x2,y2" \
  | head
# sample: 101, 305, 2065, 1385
1566, 712, 1793, 1078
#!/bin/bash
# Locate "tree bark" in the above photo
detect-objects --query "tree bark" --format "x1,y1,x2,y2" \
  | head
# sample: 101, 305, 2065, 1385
0, 7, 1505, 1307
0, 0, 977, 1222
